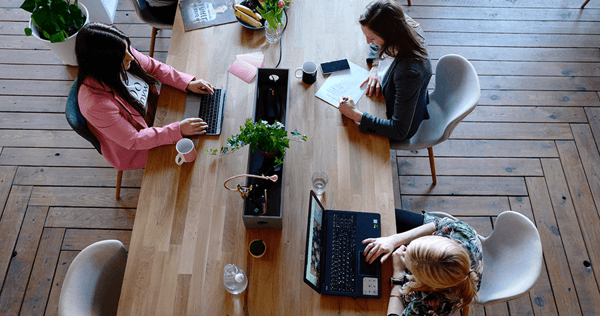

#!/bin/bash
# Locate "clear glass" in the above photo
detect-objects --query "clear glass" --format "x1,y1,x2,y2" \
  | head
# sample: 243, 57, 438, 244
265, 14, 285, 44
223, 264, 248, 294
311, 171, 328, 195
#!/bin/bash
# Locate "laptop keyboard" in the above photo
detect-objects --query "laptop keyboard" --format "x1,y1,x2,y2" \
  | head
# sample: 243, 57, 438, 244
198, 89, 223, 135
330, 213, 357, 293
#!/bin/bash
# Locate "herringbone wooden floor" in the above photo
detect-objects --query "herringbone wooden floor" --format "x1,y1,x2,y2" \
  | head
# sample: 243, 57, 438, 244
1, 0, 599, 315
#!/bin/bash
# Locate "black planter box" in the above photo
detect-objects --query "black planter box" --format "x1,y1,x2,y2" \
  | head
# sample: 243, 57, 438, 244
242, 68, 290, 229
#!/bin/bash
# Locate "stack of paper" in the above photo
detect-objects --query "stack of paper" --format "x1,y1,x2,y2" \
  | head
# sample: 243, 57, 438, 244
229, 52, 265, 83
315, 60, 369, 108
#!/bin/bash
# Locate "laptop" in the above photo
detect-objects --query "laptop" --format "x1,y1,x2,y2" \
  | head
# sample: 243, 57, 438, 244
303, 190, 382, 298
183, 88, 226, 136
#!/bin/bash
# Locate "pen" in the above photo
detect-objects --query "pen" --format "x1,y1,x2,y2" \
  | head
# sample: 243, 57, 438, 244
341, 97, 348, 103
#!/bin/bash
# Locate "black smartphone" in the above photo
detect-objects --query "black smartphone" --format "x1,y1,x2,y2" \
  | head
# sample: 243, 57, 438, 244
320, 59, 351, 75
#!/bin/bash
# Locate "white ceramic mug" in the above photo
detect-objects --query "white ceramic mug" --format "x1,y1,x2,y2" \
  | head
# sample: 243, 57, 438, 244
175, 138, 197, 165
295, 61, 317, 84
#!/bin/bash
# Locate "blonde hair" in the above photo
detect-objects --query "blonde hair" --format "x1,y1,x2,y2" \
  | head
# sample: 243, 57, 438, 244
401, 236, 478, 305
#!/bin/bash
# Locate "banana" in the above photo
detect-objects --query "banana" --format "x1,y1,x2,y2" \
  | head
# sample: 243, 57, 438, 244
234, 9, 262, 28
234, 4, 261, 21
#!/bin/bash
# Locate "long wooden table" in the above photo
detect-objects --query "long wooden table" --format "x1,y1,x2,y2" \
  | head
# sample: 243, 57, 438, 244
117, 1, 396, 314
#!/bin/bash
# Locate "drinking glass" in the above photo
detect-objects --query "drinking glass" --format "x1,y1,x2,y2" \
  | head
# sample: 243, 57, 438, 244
311, 171, 328, 194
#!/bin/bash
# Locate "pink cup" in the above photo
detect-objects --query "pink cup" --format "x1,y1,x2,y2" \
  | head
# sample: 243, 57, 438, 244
175, 138, 197, 165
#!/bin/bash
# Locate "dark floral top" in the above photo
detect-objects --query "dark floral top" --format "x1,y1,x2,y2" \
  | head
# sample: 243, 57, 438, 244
396, 214, 483, 316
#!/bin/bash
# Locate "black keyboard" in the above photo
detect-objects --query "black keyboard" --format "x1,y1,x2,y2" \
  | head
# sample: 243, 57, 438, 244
330, 213, 357, 293
198, 89, 223, 135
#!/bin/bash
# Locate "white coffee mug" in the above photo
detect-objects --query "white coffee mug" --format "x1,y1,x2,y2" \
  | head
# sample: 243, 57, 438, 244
175, 138, 197, 165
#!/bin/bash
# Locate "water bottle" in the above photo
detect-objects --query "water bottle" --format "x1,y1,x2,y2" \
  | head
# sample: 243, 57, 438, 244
223, 264, 248, 294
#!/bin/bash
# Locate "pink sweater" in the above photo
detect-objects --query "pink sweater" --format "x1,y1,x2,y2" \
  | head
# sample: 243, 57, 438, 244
78, 49, 194, 170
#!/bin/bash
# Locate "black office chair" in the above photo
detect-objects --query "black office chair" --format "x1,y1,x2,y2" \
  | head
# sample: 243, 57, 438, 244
128, 0, 174, 58
65, 79, 123, 199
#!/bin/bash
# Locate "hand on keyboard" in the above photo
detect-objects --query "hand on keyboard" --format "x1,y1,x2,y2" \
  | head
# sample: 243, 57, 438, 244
180, 118, 208, 136
187, 79, 215, 95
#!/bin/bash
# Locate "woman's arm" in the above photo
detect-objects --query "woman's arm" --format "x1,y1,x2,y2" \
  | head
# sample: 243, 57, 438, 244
363, 222, 436, 264
358, 67, 424, 140
131, 48, 195, 92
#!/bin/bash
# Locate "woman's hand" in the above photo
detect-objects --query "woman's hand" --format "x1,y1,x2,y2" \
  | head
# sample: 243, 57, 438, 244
360, 66, 380, 97
338, 97, 363, 123
187, 79, 214, 95
392, 245, 407, 279
362, 234, 405, 264
180, 118, 208, 136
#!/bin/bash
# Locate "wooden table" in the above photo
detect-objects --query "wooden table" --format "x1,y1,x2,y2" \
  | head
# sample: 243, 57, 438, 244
117, 1, 396, 314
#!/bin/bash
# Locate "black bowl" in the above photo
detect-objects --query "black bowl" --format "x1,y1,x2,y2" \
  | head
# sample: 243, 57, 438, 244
236, 15, 265, 30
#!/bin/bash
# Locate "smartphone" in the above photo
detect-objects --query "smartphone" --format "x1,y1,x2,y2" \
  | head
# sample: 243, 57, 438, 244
320, 59, 351, 75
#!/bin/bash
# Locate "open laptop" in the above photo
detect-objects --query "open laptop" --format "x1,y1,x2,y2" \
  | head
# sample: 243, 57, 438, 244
303, 190, 382, 298
183, 87, 226, 136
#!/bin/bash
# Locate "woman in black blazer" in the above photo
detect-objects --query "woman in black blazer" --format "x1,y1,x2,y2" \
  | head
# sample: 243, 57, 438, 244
339, 0, 432, 141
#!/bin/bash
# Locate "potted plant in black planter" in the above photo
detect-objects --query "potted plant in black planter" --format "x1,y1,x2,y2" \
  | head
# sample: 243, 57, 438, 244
21, 0, 89, 65
206, 118, 307, 166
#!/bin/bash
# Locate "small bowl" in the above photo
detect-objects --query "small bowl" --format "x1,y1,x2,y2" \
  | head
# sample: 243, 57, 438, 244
235, 15, 265, 30
249, 239, 267, 258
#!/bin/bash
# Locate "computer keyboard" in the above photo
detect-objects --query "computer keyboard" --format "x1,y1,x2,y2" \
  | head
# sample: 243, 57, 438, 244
330, 213, 357, 293
198, 89, 223, 135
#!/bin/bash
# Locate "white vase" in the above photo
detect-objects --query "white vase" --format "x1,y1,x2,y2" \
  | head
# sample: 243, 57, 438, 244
264, 13, 285, 44
29, 3, 90, 66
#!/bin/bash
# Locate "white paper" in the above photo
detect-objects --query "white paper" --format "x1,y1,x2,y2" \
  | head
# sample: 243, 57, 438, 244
315, 60, 369, 108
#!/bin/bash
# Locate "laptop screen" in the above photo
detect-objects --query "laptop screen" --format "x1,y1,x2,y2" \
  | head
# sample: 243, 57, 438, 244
304, 191, 325, 291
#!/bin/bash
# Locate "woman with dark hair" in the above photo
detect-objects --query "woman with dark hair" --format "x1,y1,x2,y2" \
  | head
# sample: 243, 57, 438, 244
338, 0, 432, 141
76, 22, 214, 170
363, 211, 482, 316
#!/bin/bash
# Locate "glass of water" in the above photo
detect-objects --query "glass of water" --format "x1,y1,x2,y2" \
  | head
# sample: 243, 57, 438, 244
312, 171, 328, 194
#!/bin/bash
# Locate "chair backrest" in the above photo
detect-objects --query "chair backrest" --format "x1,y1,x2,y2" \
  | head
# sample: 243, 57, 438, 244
65, 79, 102, 155
129, 0, 174, 29
475, 211, 543, 305
430, 54, 480, 142
58, 240, 128, 316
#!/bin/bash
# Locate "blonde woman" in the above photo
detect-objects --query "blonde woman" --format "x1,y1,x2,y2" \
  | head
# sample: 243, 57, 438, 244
363, 210, 482, 316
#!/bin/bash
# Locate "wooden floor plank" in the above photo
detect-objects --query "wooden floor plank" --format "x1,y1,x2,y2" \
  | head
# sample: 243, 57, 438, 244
397, 157, 543, 176
46, 207, 135, 230
541, 158, 600, 315
484, 302, 510, 316
404, 6, 600, 22
461, 61, 600, 77
456, 216, 493, 237
29, 187, 139, 208
14, 167, 144, 188
0, 186, 32, 288
400, 0, 600, 9
0, 148, 111, 167
0, 131, 93, 148
477, 76, 600, 91
400, 176, 528, 196
420, 19, 600, 35
526, 177, 583, 316
464, 106, 588, 123
477, 90, 600, 107
0, 64, 76, 81
0, 95, 69, 113
0, 113, 71, 130
20, 227, 65, 316
390, 150, 402, 209
428, 46, 600, 63
508, 197, 559, 316
0, 166, 18, 219
61, 229, 131, 251
396, 140, 559, 158
450, 122, 573, 140
0, 206, 48, 316
571, 124, 600, 219
584, 107, 600, 152
44, 251, 78, 316
401, 196, 510, 216
426, 33, 599, 48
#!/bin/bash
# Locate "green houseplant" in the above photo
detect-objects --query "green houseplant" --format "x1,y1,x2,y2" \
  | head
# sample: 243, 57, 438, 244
21, 0, 86, 43
207, 118, 307, 166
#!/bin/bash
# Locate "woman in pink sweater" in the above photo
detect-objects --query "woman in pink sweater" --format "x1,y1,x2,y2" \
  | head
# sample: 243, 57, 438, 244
75, 23, 213, 170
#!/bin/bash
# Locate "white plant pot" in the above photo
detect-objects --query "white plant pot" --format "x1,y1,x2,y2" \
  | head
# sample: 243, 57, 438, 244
29, 2, 90, 66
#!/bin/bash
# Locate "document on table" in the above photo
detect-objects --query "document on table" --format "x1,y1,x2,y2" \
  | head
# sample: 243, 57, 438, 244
315, 60, 369, 108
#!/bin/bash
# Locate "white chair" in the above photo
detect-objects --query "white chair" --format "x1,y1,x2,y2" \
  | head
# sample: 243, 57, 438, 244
391, 54, 480, 185
128, 0, 173, 58
425, 211, 543, 314
58, 240, 128, 316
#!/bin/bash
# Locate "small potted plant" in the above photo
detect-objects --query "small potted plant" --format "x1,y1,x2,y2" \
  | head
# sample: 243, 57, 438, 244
206, 118, 307, 166
21, 0, 89, 65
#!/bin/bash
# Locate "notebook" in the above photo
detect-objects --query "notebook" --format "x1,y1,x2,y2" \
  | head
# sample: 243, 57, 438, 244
303, 190, 382, 298
183, 88, 226, 136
